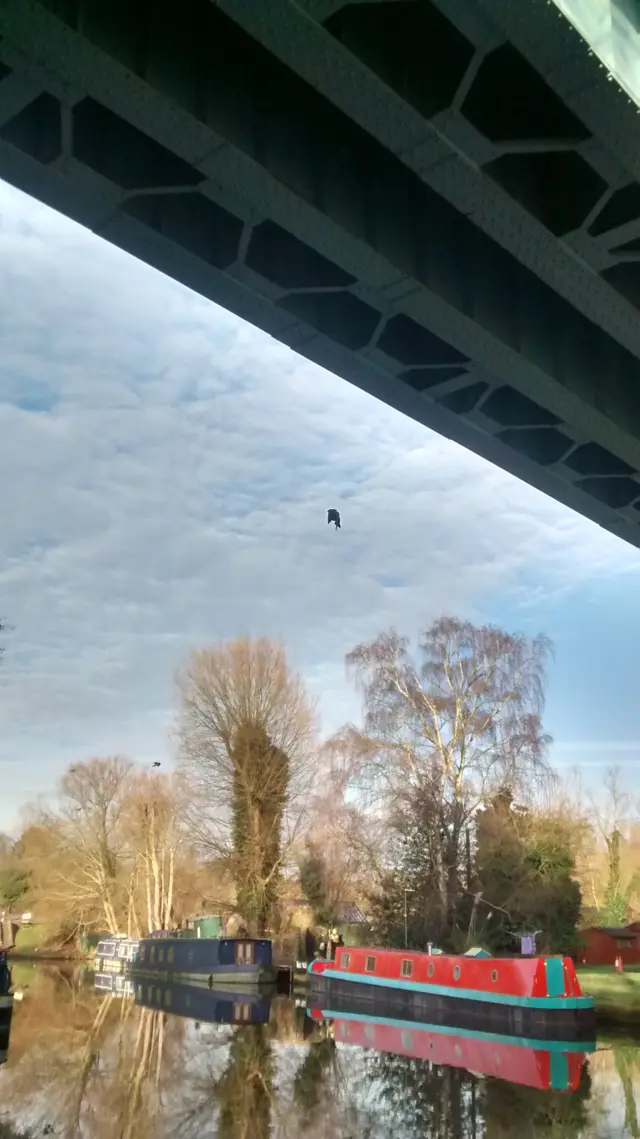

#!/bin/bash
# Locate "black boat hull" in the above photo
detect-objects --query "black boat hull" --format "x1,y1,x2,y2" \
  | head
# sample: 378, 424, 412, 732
308, 974, 597, 1042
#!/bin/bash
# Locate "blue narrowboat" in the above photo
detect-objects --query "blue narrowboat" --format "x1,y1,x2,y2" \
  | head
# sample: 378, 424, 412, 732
134, 978, 272, 1025
133, 936, 276, 986
95, 936, 139, 973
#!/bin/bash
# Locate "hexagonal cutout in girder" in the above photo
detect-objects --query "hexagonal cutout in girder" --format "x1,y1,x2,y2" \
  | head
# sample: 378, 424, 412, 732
497, 427, 572, 466
123, 193, 244, 269
73, 98, 204, 190
246, 221, 356, 289
324, 1, 474, 120
403, 366, 468, 392
563, 442, 635, 478
601, 262, 640, 311
0, 92, 61, 165
437, 381, 488, 415
577, 476, 640, 510
589, 184, 640, 237
482, 386, 562, 428
462, 43, 591, 144
278, 290, 381, 350
377, 314, 467, 367
484, 151, 606, 237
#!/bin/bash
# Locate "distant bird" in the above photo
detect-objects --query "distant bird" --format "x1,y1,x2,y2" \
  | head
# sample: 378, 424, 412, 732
327, 508, 341, 530
152, 762, 161, 768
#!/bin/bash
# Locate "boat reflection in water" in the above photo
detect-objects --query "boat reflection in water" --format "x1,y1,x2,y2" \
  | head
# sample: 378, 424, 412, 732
93, 972, 273, 1027
135, 979, 272, 1026
307, 1001, 596, 1093
94, 972, 136, 997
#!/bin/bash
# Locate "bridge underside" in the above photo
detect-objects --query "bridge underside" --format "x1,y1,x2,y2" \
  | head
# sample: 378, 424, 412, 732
2, 0, 640, 544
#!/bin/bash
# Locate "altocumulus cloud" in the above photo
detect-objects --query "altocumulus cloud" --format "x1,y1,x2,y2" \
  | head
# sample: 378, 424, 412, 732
0, 180, 639, 826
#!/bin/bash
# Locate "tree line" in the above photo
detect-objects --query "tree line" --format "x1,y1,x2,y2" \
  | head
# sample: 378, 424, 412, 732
1, 618, 638, 953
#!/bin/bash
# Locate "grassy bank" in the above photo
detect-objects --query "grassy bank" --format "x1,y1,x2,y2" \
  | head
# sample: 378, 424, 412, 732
6, 923, 78, 960
578, 966, 640, 1023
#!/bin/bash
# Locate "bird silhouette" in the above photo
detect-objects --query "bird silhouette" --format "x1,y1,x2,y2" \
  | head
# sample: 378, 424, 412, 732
152, 762, 161, 768
327, 508, 341, 530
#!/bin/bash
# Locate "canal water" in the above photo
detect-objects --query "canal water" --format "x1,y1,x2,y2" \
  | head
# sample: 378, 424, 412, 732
1, 964, 639, 1138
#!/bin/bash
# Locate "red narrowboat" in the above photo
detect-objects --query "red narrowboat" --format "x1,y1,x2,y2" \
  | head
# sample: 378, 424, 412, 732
307, 1005, 595, 1092
307, 946, 596, 1040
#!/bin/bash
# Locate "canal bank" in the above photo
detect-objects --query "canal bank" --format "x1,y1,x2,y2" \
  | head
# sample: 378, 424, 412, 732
578, 967, 640, 1024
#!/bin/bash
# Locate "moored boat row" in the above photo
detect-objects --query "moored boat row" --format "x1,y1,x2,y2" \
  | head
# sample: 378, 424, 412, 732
93, 930, 596, 1041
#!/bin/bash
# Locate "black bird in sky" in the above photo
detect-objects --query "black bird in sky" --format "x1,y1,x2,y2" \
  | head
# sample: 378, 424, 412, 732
152, 761, 161, 768
327, 508, 341, 530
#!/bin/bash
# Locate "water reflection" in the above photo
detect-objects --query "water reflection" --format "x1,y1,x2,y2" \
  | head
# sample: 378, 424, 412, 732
0, 966, 637, 1138
133, 976, 272, 1026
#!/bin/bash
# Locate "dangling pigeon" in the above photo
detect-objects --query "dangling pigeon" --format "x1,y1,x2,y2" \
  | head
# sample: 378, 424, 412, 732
327, 508, 341, 530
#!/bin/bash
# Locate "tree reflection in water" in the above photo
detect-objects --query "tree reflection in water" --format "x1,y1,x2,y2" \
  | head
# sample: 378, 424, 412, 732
481, 1065, 592, 1139
215, 1026, 273, 1139
0, 968, 188, 1139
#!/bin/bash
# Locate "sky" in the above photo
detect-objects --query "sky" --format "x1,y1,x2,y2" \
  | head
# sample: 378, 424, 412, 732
1, 178, 639, 833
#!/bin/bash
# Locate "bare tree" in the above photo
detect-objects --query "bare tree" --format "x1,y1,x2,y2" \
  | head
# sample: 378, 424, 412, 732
299, 742, 371, 925
123, 771, 187, 936
22, 757, 133, 937
342, 617, 553, 937
177, 638, 317, 933
586, 766, 640, 923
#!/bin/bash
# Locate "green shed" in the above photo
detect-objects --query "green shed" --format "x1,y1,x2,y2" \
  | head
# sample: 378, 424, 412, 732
193, 915, 224, 939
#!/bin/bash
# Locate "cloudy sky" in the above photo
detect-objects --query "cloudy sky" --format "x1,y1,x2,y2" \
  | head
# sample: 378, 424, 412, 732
1, 179, 639, 832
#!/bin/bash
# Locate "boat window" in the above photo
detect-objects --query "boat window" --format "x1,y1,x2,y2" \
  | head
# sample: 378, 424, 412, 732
341, 952, 351, 968
164, 989, 172, 1008
138, 946, 145, 963
453, 965, 461, 980
167, 947, 174, 964
427, 963, 435, 978
400, 959, 413, 978
491, 969, 499, 983
150, 946, 156, 964
365, 955, 376, 973
158, 949, 164, 964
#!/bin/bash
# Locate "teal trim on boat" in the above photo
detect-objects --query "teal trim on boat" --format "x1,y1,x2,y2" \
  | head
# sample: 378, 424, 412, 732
309, 1007, 596, 1053
309, 966, 594, 1010
550, 1051, 570, 1089
545, 957, 565, 997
